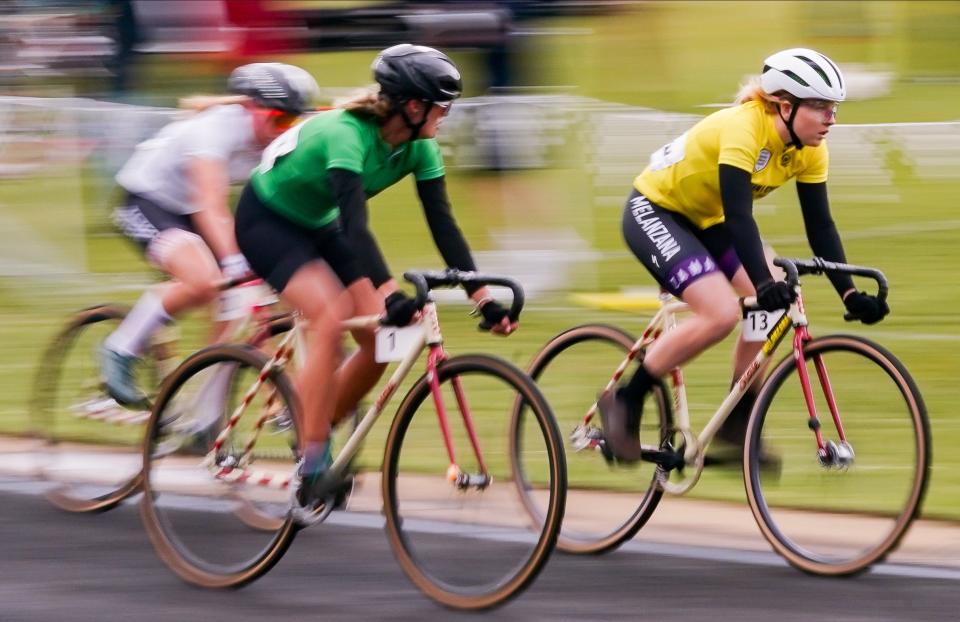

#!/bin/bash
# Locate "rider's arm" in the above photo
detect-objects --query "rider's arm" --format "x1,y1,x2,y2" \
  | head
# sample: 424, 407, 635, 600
415, 176, 486, 299
187, 157, 240, 261
796, 181, 856, 297
719, 163, 774, 287
329, 167, 392, 288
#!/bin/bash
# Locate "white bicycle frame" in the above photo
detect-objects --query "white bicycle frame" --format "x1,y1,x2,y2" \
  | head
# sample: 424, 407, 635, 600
581, 289, 806, 494
205, 299, 493, 491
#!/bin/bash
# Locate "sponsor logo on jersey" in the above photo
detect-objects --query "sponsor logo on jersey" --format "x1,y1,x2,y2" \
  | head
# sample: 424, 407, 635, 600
751, 183, 780, 199
629, 195, 681, 262
780, 152, 792, 167
754, 149, 771, 172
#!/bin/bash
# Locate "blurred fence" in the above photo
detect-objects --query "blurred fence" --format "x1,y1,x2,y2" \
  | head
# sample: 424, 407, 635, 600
1, 94, 959, 287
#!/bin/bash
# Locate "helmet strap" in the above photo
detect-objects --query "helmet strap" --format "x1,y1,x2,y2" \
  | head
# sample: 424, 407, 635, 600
397, 100, 433, 141
778, 100, 804, 150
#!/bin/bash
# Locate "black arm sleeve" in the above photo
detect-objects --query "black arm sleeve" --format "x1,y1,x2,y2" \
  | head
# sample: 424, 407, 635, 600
719, 163, 773, 287
796, 181, 856, 296
416, 176, 481, 294
329, 168, 392, 287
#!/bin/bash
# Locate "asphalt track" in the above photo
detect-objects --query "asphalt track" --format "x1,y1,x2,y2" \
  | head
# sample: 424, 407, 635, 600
3, 479, 959, 622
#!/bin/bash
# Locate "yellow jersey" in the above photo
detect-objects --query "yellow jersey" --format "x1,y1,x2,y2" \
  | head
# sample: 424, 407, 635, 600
633, 100, 829, 229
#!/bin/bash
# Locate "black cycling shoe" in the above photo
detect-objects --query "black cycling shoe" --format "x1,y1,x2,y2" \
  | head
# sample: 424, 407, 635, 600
296, 468, 339, 511
597, 390, 643, 464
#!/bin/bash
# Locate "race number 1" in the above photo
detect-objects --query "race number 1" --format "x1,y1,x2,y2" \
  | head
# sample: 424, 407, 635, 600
741, 309, 786, 342
375, 325, 421, 363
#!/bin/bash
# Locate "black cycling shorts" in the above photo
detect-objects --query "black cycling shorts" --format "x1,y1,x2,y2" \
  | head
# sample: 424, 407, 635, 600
112, 192, 196, 253
235, 183, 363, 294
622, 189, 742, 297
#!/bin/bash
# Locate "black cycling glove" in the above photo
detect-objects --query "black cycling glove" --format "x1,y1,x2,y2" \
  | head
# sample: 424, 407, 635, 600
476, 299, 510, 331
755, 281, 796, 312
383, 291, 419, 327
843, 291, 889, 325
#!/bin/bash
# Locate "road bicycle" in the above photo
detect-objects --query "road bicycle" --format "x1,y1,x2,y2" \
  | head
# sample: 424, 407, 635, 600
30, 278, 291, 513
510, 257, 929, 576
139, 269, 566, 610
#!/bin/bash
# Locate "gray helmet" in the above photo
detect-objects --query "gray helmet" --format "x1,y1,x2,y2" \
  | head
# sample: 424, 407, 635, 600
228, 63, 320, 114
372, 44, 462, 103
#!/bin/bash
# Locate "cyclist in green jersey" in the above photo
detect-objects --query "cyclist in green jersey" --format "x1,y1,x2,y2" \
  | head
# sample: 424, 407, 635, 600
235, 44, 516, 511
599, 48, 889, 463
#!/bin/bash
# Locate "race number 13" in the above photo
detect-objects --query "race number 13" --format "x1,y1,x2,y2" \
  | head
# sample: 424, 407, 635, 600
741, 309, 785, 342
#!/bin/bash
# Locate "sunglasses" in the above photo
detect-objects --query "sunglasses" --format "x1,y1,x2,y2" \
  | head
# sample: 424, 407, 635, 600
266, 109, 301, 130
803, 99, 839, 120
430, 100, 454, 116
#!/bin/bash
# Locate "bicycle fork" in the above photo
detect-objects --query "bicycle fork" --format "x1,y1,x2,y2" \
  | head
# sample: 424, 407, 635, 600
425, 346, 491, 491
792, 327, 855, 468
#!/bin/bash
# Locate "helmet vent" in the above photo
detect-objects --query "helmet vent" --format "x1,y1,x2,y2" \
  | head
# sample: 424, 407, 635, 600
782, 70, 810, 87
796, 55, 832, 87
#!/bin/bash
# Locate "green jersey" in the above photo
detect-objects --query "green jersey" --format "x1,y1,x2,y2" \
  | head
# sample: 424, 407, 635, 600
250, 109, 446, 229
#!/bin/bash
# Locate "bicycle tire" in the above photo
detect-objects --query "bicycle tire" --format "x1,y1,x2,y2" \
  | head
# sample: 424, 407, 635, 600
31, 304, 147, 513
512, 323, 672, 555
140, 344, 301, 588
382, 354, 566, 610
745, 334, 930, 576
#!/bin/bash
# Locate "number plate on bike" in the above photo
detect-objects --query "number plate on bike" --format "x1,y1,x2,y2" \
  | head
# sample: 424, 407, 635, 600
742, 309, 786, 342
375, 325, 422, 362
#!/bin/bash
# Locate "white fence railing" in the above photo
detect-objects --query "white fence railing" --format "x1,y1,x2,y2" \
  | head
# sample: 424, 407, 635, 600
1, 95, 957, 287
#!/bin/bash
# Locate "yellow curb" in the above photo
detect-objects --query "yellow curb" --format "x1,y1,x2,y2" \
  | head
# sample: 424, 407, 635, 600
571, 291, 662, 312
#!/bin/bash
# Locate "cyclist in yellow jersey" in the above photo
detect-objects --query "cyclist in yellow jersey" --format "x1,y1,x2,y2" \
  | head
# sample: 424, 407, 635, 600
599, 48, 889, 463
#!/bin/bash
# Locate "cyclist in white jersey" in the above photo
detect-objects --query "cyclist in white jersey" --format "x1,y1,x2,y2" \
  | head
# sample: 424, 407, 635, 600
101, 62, 320, 406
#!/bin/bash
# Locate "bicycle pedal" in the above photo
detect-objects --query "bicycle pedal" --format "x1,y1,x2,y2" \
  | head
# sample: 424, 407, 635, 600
597, 438, 617, 465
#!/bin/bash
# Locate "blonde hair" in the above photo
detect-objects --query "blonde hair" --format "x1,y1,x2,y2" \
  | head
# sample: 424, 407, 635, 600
335, 85, 393, 120
177, 94, 251, 112
734, 77, 789, 113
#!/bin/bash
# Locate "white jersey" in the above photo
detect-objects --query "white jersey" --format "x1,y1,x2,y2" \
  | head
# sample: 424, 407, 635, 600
116, 104, 261, 215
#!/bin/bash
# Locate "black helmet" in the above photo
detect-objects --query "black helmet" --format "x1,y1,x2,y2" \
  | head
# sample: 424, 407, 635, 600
373, 44, 462, 103
228, 63, 320, 115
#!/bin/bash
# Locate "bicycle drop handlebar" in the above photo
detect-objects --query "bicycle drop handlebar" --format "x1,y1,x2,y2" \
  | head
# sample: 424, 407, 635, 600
403, 269, 525, 323
774, 257, 888, 321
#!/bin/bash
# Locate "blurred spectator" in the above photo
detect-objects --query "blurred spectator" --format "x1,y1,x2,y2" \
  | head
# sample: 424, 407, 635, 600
107, 0, 138, 96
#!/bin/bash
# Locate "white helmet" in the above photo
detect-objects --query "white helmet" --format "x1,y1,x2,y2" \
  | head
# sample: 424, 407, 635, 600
760, 48, 846, 102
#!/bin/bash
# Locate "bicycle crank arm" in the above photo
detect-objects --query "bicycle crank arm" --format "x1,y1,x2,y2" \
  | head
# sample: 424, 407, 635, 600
640, 448, 686, 471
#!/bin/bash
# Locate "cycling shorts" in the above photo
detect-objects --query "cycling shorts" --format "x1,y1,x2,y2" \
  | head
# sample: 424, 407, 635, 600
621, 189, 741, 297
112, 192, 196, 253
235, 183, 363, 294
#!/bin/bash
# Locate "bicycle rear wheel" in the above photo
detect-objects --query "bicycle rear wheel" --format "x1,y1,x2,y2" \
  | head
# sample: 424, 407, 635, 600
383, 354, 565, 610
31, 304, 155, 512
745, 334, 930, 575
141, 344, 300, 588
512, 324, 672, 554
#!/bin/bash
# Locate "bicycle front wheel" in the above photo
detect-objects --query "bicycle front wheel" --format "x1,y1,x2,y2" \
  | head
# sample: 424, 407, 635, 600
383, 354, 565, 610
745, 334, 930, 576
141, 344, 300, 588
31, 305, 149, 512
512, 324, 671, 554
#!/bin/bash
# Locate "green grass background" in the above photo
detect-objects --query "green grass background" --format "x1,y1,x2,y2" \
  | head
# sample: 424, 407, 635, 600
2, 1, 958, 518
